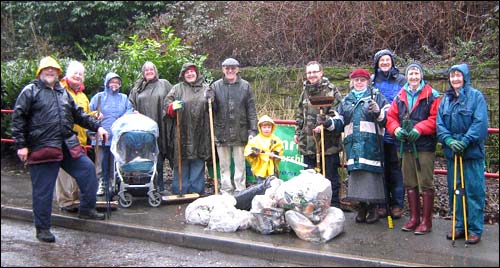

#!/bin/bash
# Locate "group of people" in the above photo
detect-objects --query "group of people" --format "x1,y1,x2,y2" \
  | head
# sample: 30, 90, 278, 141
12, 49, 488, 246
315, 50, 488, 246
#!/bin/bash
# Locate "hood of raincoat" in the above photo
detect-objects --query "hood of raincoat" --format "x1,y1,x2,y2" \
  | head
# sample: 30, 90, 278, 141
257, 115, 276, 135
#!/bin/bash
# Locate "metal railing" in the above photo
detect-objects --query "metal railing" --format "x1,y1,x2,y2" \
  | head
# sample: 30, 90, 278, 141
2, 109, 498, 179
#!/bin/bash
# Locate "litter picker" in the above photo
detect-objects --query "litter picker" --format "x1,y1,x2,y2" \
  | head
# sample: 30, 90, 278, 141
163, 104, 200, 202
308, 95, 335, 177
370, 88, 393, 229
452, 154, 468, 247
251, 148, 308, 168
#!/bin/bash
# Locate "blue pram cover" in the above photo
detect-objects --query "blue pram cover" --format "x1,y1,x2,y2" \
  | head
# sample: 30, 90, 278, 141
110, 113, 159, 173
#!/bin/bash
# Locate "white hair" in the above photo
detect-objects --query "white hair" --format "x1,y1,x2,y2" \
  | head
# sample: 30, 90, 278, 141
65, 60, 85, 82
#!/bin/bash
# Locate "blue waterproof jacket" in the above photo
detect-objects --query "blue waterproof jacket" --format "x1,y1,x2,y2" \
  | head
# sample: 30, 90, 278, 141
436, 64, 488, 160
372, 69, 406, 144
89, 72, 134, 146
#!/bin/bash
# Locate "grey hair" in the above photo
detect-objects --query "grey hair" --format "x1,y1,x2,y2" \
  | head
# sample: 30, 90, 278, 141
141, 61, 159, 80
65, 60, 85, 82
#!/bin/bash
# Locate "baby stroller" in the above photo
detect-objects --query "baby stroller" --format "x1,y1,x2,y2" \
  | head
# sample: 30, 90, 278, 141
110, 113, 162, 208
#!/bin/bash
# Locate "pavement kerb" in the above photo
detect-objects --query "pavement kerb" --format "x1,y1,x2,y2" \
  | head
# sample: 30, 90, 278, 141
2, 205, 428, 267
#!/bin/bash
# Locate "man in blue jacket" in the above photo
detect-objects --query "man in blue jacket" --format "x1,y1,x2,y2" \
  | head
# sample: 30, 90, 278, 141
437, 63, 488, 245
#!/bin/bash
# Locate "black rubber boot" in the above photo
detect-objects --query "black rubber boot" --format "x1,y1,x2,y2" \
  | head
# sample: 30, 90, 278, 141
36, 228, 55, 243
355, 202, 367, 223
365, 203, 379, 224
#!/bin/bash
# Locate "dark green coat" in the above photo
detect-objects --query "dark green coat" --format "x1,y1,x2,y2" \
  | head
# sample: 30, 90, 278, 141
165, 63, 211, 163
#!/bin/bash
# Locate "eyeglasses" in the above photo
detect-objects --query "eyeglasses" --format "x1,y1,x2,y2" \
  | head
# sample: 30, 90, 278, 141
306, 70, 321, 75
352, 78, 368, 83
223, 66, 238, 71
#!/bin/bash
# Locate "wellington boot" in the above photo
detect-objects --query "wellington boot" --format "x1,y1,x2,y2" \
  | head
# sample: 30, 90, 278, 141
365, 204, 379, 224
36, 228, 55, 243
402, 187, 420, 232
414, 189, 434, 235
355, 203, 367, 223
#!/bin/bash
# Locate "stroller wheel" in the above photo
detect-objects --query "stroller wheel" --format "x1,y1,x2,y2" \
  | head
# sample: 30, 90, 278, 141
118, 192, 133, 208
148, 192, 162, 207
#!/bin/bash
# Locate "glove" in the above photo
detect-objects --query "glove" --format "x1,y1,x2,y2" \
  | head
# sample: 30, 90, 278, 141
368, 101, 380, 116
446, 138, 466, 154
204, 88, 215, 101
172, 100, 184, 111
394, 127, 408, 142
316, 114, 333, 129
456, 140, 467, 152
316, 114, 326, 125
251, 147, 261, 156
407, 128, 421, 142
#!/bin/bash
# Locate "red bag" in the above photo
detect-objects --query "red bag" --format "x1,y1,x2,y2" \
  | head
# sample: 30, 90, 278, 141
28, 147, 63, 164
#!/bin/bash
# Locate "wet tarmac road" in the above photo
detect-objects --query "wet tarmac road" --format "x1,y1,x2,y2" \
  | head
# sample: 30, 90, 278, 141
1, 218, 303, 267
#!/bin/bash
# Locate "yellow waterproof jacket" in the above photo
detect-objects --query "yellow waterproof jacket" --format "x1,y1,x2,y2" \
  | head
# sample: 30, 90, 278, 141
244, 115, 284, 178
60, 78, 94, 145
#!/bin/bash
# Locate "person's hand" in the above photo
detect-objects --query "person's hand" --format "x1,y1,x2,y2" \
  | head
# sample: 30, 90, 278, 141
316, 114, 326, 126
17, 147, 28, 162
446, 138, 466, 154
394, 127, 408, 142
97, 127, 109, 144
204, 88, 215, 101
251, 147, 261, 157
172, 100, 184, 111
455, 140, 467, 153
368, 101, 380, 116
294, 134, 299, 144
407, 128, 421, 142
316, 114, 333, 129
96, 112, 104, 120
270, 151, 280, 159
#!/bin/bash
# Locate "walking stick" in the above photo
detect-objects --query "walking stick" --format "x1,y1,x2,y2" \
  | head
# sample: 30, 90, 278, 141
208, 99, 219, 195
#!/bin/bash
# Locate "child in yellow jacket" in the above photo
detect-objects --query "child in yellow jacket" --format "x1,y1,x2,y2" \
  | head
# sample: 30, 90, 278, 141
244, 115, 284, 183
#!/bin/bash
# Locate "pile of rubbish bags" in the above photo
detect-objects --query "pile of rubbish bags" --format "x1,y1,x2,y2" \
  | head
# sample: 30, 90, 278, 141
185, 169, 345, 243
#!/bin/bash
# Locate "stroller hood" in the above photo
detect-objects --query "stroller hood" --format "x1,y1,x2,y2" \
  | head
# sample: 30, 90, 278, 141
110, 113, 159, 166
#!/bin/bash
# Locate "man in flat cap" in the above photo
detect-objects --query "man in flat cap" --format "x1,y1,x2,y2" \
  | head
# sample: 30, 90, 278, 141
205, 58, 257, 195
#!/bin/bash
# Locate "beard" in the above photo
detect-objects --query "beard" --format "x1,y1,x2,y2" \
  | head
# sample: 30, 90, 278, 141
40, 74, 59, 87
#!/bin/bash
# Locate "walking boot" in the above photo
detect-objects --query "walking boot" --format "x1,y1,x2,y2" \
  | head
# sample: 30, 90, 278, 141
365, 204, 379, 224
414, 189, 434, 235
96, 178, 105, 196
401, 187, 420, 232
355, 202, 367, 223
79, 209, 105, 220
36, 228, 55, 243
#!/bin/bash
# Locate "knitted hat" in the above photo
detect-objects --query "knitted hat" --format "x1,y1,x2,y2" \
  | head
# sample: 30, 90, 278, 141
221, 58, 240, 67
36, 56, 62, 78
349, 68, 371, 80
373, 49, 394, 68
405, 61, 424, 80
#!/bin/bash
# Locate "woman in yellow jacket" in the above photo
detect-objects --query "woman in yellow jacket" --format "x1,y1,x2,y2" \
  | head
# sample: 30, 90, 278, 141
244, 115, 284, 183
55, 60, 97, 212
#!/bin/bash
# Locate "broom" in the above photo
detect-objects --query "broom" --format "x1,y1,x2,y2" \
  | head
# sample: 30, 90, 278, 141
163, 102, 199, 202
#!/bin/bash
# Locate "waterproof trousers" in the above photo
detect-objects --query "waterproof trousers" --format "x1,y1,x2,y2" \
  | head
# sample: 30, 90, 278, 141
446, 158, 485, 237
